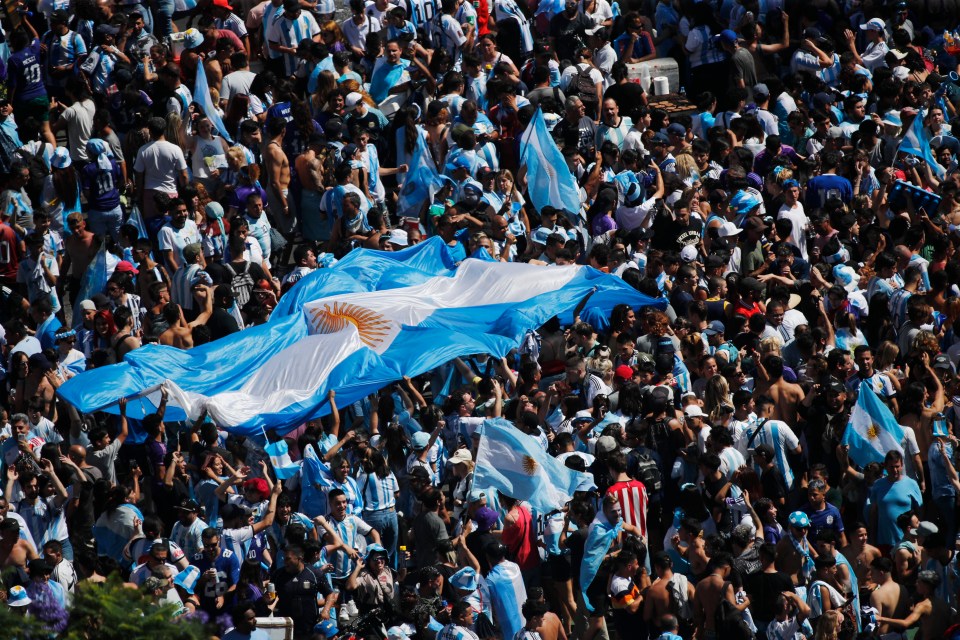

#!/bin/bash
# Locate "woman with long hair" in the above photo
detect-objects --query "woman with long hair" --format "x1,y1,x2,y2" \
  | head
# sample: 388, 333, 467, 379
704, 374, 731, 424
45, 148, 82, 234
495, 169, 530, 233
395, 106, 426, 184
311, 70, 338, 121
358, 450, 400, 568
222, 93, 251, 142
93, 309, 118, 352
320, 20, 349, 52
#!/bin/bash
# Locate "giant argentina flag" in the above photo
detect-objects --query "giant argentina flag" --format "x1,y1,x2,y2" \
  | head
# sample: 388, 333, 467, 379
474, 418, 590, 513
898, 109, 945, 178
520, 108, 582, 218
59, 246, 665, 436
841, 381, 904, 466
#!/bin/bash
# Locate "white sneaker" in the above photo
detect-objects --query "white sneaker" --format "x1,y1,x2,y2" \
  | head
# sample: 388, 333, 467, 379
346, 600, 359, 617
339, 606, 350, 622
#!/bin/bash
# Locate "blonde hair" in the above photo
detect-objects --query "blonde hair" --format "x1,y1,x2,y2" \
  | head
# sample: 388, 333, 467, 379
704, 374, 731, 423
675, 153, 698, 183
813, 610, 842, 640
875, 341, 900, 371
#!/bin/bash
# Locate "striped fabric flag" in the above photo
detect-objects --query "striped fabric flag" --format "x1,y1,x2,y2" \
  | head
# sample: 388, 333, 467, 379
899, 109, 945, 178
194, 62, 233, 144
264, 440, 302, 479
841, 381, 905, 467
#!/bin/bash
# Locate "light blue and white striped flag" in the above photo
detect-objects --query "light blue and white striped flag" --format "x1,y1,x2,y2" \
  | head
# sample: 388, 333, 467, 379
841, 381, 904, 467
474, 418, 589, 514
60, 255, 665, 435
520, 108, 582, 218
264, 440, 302, 479
194, 62, 233, 144
899, 110, 945, 178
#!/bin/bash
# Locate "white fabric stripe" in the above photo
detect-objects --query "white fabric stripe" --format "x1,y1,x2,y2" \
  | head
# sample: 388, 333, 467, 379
302, 260, 581, 352
164, 327, 366, 425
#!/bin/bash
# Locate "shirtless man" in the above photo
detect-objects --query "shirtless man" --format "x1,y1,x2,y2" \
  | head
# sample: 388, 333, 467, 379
530, 587, 567, 640
672, 518, 710, 578
159, 286, 213, 349
0, 518, 38, 570
61, 212, 99, 305
878, 570, 950, 640
839, 522, 880, 588
693, 553, 746, 640
775, 511, 819, 586
263, 117, 292, 241
869, 556, 911, 636
644, 551, 694, 638
754, 355, 804, 423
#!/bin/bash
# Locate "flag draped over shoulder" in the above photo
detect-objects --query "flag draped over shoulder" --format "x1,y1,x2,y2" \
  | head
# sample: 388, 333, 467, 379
841, 381, 905, 467
580, 516, 622, 612
60, 246, 666, 436
194, 62, 233, 144
473, 418, 589, 513
520, 108, 582, 218
898, 110, 945, 178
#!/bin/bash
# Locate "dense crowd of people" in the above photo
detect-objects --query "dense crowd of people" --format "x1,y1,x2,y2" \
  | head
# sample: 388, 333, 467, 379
5, 0, 960, 638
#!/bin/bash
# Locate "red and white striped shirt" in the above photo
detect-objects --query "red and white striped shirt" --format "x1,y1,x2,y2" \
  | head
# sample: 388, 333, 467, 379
606, 480, 648, 538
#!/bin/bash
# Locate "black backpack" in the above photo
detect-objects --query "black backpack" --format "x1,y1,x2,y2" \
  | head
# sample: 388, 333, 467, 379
225, 261, 255, 307
632, 450, 662, 494
572, 63, 599, 105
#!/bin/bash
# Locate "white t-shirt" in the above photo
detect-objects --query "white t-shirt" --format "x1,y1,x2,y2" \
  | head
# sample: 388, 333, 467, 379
63, 99, 96, 162
220, 69, 257, 105
134, 140, 188, 192
615, 197, 657, 232
158, 220, 202, 266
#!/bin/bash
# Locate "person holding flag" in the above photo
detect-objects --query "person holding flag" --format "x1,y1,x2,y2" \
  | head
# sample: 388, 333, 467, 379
580, 494, 644, 640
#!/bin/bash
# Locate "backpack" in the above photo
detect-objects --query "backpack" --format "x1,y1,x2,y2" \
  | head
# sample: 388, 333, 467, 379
573, 63, 599, 104
224, 261, 255, 307
632, 450, 662, 494
715, 583, 755, 640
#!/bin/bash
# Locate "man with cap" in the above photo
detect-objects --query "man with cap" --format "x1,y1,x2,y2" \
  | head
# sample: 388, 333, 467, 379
345, 543, 395, 612
648, 132, 676, 174
83, 24, 130, 96
774, 511, 818, 586
41, 11, 88, 98
717, 29, 757, 102
171, 499, 208, 559
615, 163, 663, 233
845, 18, 889, 72
751, 85, 778, 136
790, 28, 834, 78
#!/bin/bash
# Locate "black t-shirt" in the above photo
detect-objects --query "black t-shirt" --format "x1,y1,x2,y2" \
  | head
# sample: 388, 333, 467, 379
651, 214, 704, 252
207, 307, 241, 341
760, 467, 787, 503
272, 565, 323, 637
465, 530, 497, 575
604, 83, 646, 114
744, 570, 795, 622
550, 12, 593, 61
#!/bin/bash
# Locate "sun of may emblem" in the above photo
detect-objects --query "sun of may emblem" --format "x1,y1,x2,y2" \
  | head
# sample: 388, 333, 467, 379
522, 456, 539, 475
866, 423, 880, 440
309, 302, 393, 348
